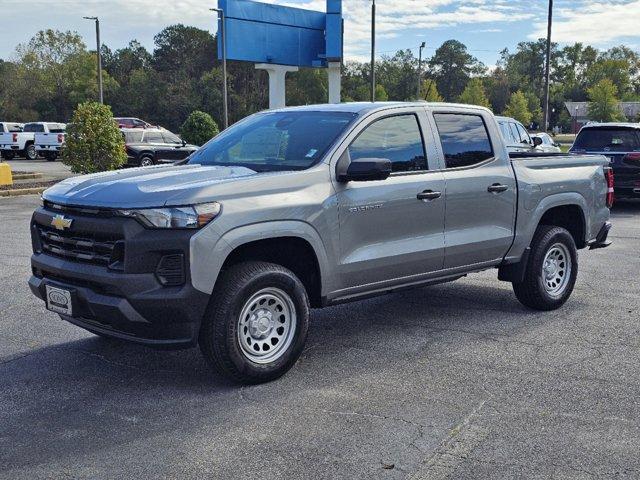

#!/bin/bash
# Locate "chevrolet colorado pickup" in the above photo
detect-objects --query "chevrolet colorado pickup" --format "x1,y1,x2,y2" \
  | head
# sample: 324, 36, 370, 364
29, 102, 613, 383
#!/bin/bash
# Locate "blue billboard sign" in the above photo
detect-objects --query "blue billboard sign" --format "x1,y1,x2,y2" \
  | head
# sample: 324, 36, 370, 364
218, 0, 342, 68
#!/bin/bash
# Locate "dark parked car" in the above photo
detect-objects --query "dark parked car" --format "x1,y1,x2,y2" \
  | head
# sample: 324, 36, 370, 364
123, 129, 198, 166
570, 123, 640, 200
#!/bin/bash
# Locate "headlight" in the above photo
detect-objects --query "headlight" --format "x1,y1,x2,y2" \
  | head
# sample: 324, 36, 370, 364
117, 202, 221, 229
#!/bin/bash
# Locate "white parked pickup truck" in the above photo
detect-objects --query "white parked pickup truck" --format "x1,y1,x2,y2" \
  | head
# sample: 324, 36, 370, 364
0, 122, 65, 160
0, 122, 26, 159
35, 123, 66, 161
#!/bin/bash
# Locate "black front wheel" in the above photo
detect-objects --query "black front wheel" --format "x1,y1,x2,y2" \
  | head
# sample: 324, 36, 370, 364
512, 225, 578, 311
138, 155, 154, 167
199, 261, 310, 384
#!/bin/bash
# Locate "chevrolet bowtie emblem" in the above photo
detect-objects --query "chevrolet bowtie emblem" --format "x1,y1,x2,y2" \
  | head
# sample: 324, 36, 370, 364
51, 214, 72, 231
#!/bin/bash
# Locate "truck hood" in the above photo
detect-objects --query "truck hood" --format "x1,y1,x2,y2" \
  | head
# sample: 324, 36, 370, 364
42, 164, 258, 208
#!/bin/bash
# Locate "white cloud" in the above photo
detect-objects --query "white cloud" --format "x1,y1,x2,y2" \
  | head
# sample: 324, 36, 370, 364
529, 0, 640, 44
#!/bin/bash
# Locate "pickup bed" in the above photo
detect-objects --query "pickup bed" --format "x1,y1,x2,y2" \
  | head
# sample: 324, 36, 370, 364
0, 122, 64, 160
29, 102, 612, 383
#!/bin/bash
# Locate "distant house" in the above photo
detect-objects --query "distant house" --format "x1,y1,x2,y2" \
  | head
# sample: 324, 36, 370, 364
565, 102, 640, 132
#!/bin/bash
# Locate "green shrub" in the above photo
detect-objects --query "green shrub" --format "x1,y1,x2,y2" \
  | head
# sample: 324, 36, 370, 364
180, 111, 219, 146
62, 102, 126, 174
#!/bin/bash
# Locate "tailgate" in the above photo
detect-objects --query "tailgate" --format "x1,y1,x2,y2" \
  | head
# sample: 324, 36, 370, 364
36, 132, 64, 147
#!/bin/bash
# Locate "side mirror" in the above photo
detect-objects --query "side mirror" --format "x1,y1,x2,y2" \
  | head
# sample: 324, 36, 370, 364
532, 137, 543, 147
181, 140, 187, 146
337, 156, 392, 182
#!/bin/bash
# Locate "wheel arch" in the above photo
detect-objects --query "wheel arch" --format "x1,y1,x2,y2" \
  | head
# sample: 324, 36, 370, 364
190, 221, 331, 308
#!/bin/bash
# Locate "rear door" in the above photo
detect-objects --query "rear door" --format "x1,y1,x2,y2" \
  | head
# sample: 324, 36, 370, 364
431, 111, 517, 269
333, 108, 446, 290
143, 131, 165, 161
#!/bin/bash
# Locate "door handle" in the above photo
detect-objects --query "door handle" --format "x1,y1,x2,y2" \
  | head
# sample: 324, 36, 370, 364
487, 183, 509, 193
417, 190, 442, 201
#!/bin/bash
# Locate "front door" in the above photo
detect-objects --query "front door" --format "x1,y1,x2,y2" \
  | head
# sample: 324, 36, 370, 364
431, 112, 516, 269
333, 111, 446, 291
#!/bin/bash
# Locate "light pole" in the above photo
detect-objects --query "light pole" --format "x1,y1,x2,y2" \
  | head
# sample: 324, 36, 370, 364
416, 41, 425, 100
211, 8, 229, 130
370, 0, 375, 102
83, 16, 103, 104
542, 0, 553, 132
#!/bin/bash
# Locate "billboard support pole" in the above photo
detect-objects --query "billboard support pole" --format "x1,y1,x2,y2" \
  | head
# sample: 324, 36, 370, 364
328, 62, 341, 104
255, 64, 298, 109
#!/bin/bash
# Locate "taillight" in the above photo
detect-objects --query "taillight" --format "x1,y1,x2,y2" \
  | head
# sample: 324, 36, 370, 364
623, 152, 640, 166
57, 133, 64, 143
604, 166, 614, 208
12, 133, 17, 142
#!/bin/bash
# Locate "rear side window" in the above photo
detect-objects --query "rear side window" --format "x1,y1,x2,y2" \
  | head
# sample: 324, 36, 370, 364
348, 114, 427, 173
46, 123, 65, 133
433, 113, 494, 169
7, 123, 22, 132
573, 128, 640, 152
498, 122, 516, 143
23, 123, 44, 133
123, 131, 143, 143
515, 123, 531, 144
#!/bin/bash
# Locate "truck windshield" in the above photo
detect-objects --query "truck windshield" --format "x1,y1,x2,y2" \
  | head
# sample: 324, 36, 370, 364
573, 128, 640, 152
188, 111, 356, 172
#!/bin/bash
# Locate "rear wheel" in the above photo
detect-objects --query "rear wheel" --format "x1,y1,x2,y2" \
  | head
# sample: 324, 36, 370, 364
512, 225, 578, 311
139, 154, 154, 167
199, 261, 310, 384
24, 143, 37, 160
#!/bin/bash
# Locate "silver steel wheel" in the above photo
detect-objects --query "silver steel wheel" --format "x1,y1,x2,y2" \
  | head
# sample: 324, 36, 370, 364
140, 157, 153, 167
25, 144, 37, 160
237, 287, 297, 364
542, 243, 571, 297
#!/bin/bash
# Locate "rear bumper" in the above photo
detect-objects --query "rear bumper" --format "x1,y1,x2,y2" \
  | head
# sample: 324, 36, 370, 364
37, 145, 61, 152
589, 221, 612, 250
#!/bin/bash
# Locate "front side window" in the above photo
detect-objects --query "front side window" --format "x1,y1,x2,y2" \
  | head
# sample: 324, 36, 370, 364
188, 111, 356, 172
163, 132, 182, 144
145, 132, 164, 143
348, 114, 427, 172
433, 113, 494, 169
516, 123, 531, 144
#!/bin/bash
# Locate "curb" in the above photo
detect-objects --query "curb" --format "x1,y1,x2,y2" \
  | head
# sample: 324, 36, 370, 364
0, 187, 47, 197
13, 173, 43, 180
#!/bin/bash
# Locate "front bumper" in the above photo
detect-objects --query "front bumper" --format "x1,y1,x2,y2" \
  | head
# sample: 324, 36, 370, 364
29, 205, 210, 348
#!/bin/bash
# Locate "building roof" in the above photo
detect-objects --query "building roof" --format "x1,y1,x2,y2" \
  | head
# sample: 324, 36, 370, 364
565, 101, 640, 119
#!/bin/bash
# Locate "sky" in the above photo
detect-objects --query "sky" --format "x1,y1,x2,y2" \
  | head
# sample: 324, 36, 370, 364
1, 0, 639, 66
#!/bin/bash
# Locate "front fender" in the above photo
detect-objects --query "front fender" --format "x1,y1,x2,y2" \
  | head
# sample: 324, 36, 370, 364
189, 220, 331, 295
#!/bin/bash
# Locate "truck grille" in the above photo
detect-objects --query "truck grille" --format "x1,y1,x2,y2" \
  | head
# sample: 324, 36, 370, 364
37, 226, 124, 267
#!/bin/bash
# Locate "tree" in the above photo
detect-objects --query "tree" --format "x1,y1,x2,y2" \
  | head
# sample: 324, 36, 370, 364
457, 78, 490, 108
62, 102, 126, 173
503, 91, 532, 125
180, 111, 219, 146
420, 79, 443, 102
429, 40, 485, 101
587, 79, 626, 122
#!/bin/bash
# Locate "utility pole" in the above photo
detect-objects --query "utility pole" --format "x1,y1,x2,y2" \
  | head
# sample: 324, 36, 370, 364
83, 16, 103, 103
211, 8, 229, 129
542, 0, 553, 132
416, 41, 426, 100
370, 0, 375, 102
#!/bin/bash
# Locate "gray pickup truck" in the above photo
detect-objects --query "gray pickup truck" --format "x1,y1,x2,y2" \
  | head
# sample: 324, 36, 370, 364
29, 102, 612, 383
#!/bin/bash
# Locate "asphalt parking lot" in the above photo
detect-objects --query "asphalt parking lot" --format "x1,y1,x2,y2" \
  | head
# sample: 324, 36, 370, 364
1, 194, 639, 479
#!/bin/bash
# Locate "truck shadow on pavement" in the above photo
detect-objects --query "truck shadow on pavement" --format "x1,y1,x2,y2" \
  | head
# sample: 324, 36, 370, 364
1, 278, 548, 473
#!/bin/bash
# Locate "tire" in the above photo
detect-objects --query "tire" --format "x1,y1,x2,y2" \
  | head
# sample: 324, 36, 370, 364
199, 261, 310, 384
24, 143, 37, 160
512, 225, 578, 311
138, 155, 154, 167
44, 152, 58, 162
